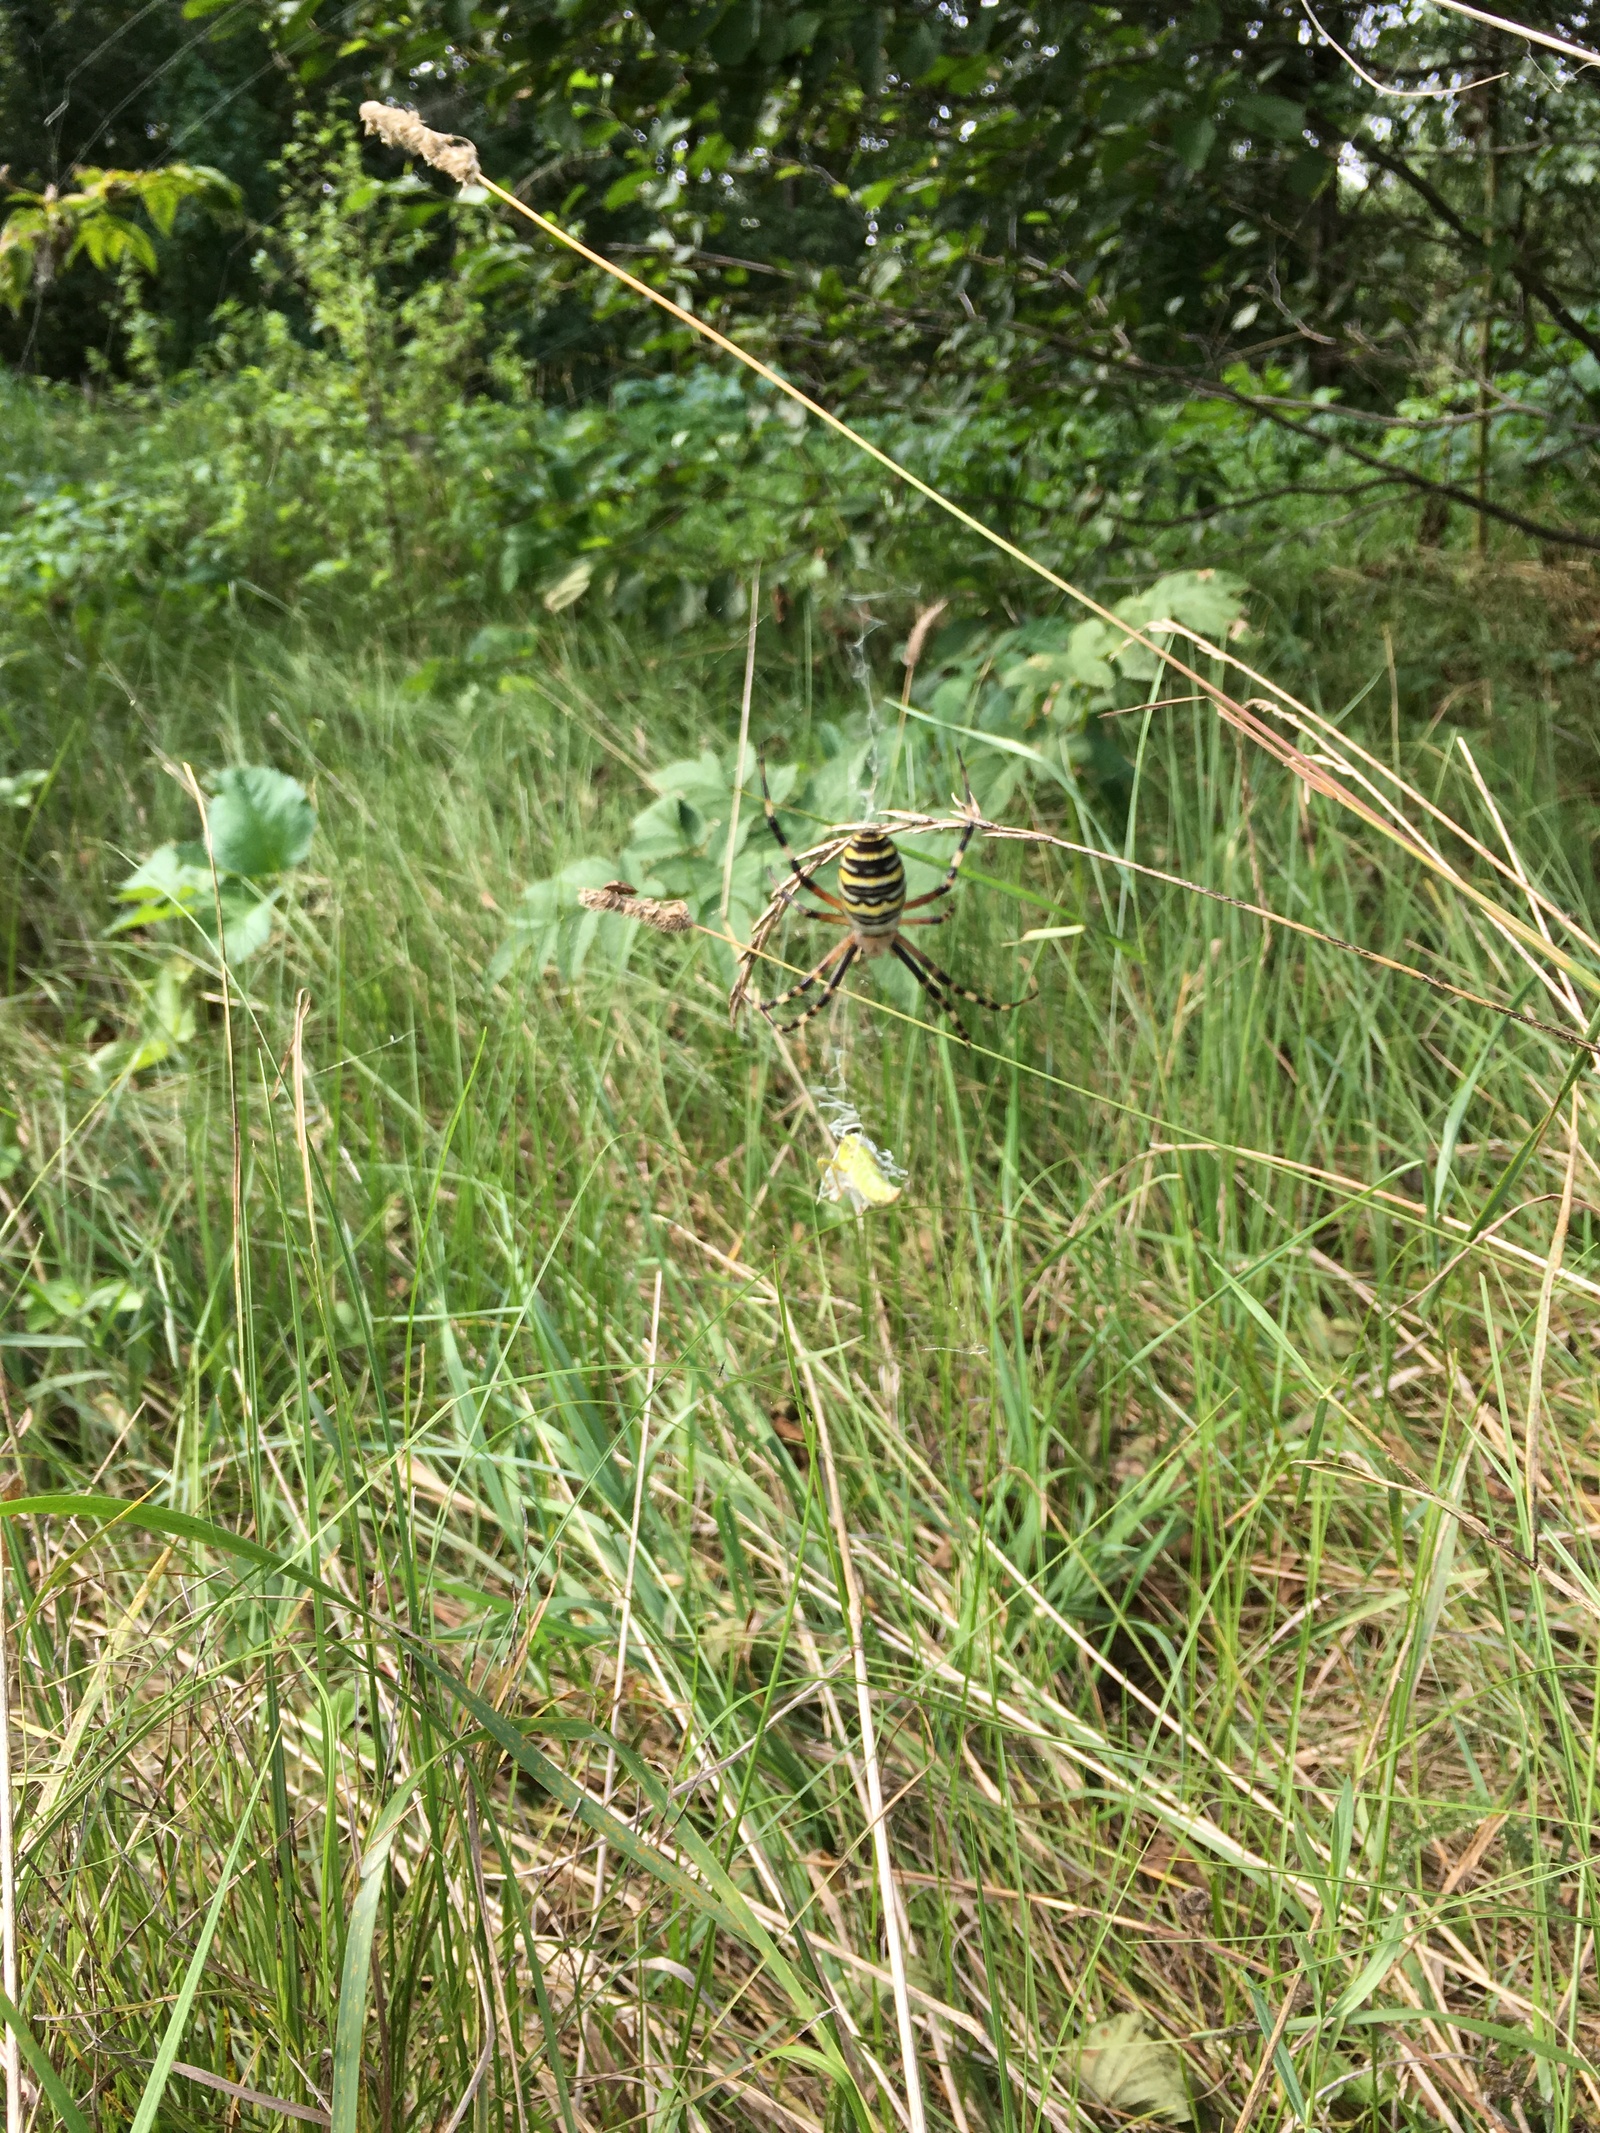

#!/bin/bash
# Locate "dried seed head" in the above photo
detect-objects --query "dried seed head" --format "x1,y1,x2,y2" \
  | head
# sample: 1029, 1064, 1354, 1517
359, 101, 482, 188
577, 885, 694, 934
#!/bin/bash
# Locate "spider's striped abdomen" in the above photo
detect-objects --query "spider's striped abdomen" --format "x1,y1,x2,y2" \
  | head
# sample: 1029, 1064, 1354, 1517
838, 829, 906, 941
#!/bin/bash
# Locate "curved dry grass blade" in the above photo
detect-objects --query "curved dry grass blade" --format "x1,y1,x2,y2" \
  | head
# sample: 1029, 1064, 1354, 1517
1524, 1093, 1580, 1562
798, 1349, 926, 2133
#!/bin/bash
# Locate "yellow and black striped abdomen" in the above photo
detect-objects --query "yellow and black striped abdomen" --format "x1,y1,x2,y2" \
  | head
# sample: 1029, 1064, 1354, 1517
838, 829, 906, 939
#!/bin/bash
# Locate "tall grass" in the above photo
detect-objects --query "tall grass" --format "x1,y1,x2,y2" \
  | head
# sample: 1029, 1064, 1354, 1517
2, 586, 1599, 2131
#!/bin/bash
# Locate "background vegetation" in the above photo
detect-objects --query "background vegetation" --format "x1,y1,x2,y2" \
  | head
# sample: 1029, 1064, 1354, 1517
5, 3, 1600, 2130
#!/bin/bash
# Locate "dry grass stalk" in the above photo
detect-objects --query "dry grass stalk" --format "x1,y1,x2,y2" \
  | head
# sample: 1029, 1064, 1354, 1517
578, 1266, 664, 2095
801, 1347, 926, 2133
721, 567, 761, 924
900, 599, 948, 707
1525, 1089, 1581, 1559
356, 81, 1600, 1111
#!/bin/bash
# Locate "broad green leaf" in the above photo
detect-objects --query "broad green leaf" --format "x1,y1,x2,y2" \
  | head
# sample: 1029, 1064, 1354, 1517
1112, 571, 1248, 676
1173, 113, 1217, 172
1328, 1904, 1411, 2021
206, 765, 316, 879
1233, 93, 1306, 141
1076, 2013, 1191, 2123
491, 855, 642, 982
112, 841, 213, 923
216, 883, 280, 961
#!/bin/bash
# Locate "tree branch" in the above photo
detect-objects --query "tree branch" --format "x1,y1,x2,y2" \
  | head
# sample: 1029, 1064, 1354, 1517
1123, 356, 1600, 551
1357, 136, 1600, 371
991, 309, 1600, 552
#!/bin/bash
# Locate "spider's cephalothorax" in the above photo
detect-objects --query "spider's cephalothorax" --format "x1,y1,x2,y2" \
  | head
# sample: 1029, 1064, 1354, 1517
751, 763, 1034, 1042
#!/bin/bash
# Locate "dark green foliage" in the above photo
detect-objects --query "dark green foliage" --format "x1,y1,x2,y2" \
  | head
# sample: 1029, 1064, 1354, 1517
8, 1, 1600, 549
0, 0, 293, 371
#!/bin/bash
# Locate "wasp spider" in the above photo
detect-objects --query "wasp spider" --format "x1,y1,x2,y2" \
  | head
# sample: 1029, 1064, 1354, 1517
752, 763, 1033, 1042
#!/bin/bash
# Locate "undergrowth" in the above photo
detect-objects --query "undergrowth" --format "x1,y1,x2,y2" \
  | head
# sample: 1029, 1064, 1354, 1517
0, 561, 1598, 2133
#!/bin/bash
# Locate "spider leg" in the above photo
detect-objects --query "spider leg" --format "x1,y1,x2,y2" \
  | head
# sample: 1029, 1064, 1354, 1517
897, 937, 1037, 1015
899, 910, 952, 926
902, 811, 979, 910
771, 942, 858, 1034
761, 755, 849, 914
892, 938, 972, 1045
753, 937, 849, 1020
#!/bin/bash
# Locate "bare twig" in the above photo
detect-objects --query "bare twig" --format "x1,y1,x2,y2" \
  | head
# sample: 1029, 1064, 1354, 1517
1419, 0, 1600, 70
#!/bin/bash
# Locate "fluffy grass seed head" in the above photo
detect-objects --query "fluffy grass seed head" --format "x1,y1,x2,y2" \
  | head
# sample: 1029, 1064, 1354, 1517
358, 102, 483, 188
577, 881, 694, 933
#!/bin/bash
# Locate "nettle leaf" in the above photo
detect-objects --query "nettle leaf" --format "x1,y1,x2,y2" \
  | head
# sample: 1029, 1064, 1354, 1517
90, 958, 198, 1081
1076, 2013, 1192, 2124
207, 765, 316, 879
1149, 567, 1249, 640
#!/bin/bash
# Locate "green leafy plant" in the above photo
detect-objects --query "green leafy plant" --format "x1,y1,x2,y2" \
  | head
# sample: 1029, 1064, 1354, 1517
111, 765, 316, 965
491, 746, 798, 984
0, 165, 239, 315
493, 571, 1253, 990
89, 958, 198, 1081
25, 1275, 144, 1339
0, 770, 47, 809
913, 568, 1250, 821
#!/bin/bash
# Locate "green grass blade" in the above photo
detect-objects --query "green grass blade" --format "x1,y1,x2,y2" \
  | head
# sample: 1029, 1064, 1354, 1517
331, 1789, 418, 2133
0, 1988, 93, 2133
127, 1753, 274, 2133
